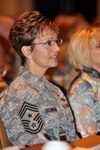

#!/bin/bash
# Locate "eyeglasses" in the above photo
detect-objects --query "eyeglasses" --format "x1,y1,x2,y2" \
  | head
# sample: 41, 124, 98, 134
32, 39, 63, 47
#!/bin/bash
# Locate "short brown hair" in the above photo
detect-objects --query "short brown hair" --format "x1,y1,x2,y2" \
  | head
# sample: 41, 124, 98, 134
9, 11, 59, 65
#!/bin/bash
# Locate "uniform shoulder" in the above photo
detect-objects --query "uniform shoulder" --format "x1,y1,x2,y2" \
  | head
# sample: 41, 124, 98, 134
47, 80, 67, 97
0, 76, 26, 100
9, 76, 27, 90
47, 80, 60, 91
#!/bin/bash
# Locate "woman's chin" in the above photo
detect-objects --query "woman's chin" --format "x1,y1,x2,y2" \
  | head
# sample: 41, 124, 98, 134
51, 62, 58, 67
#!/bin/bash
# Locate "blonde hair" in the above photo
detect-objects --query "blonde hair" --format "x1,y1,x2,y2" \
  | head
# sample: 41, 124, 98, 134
68, 27, 100, 70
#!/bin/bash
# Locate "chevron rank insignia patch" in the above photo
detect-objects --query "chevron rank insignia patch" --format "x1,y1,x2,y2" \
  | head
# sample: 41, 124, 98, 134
19, 102, 44, 134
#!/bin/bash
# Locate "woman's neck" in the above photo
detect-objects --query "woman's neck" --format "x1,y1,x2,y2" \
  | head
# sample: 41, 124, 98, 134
25, 60, 47, 80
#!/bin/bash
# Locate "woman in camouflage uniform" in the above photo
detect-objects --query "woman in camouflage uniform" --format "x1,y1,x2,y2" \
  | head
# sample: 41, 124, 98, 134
0, 11, 76, 147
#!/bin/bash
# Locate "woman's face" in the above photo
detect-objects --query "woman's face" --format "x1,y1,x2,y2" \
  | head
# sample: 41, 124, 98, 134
89, 39, 100, 71
30, 30, 60, 70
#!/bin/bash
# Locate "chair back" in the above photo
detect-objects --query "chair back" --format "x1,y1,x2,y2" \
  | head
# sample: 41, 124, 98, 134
0, 117, 12, 149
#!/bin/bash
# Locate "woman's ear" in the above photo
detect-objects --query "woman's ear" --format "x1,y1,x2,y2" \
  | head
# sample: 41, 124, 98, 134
21, 46, 32, 58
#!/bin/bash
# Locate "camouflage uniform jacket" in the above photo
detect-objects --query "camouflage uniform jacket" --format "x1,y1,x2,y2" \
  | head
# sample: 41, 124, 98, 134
0, 66, 76, 146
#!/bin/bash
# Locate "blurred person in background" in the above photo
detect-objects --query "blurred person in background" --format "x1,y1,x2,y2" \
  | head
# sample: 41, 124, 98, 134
0, 34, 18, 85
0, 16, 20, 84
0, 42, 8, 92
0, 11, 77, 147
67, 27, 100, 138
0, 16, 14, 39
92, 16, 100, 27
63, 14, 90, 91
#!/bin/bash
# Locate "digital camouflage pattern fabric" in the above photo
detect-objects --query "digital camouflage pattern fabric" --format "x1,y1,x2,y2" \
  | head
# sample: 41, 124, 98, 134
0, 66, 76, 146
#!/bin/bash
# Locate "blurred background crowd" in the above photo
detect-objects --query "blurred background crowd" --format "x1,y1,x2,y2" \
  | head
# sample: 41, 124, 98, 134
0, 0, 100, 93
0, 1, 100, 150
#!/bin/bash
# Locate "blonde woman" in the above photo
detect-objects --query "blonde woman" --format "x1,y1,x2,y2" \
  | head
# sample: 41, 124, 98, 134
67, 27, 100, 138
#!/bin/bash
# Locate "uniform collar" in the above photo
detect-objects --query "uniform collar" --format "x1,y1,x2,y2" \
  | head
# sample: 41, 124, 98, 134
18, 66, 48, 92
83, 66, 100, 79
